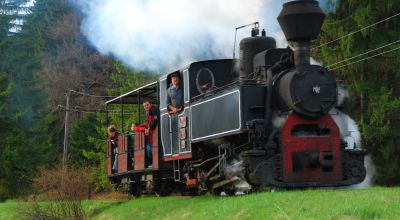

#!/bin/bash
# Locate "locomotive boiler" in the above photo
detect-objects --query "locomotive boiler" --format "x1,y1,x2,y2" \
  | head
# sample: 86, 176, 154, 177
105, 0, 367, 196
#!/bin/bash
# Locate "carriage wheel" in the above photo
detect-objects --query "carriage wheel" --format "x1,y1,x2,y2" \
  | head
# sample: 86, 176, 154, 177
128, 183, 142, 198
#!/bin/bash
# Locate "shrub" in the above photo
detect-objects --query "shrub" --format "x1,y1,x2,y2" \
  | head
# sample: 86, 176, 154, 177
20, 164, 91, 220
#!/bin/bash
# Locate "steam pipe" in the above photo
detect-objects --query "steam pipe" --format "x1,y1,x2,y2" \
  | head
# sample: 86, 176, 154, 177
264, 67, 274, 137
264, 59, 290, 137
293, 40, 310, 65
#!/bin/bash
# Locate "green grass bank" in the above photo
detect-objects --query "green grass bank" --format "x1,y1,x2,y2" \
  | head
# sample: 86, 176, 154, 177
1, 187, 399, 219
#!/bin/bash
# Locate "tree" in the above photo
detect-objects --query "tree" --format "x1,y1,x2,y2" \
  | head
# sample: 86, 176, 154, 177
38, 12, 114, 116
0, 72, 12, 201
0, 0, 71, 198
315, 0, 400, 185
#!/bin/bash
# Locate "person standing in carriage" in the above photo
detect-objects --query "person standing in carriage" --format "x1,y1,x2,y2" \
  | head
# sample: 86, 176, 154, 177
107, 124, 119, 172
141, 101, 159, 168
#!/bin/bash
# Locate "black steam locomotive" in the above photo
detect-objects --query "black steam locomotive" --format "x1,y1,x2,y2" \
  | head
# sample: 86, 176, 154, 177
105, 0, 367, 196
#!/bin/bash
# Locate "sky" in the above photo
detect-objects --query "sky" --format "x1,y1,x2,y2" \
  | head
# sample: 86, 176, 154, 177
73, 0, 336, 72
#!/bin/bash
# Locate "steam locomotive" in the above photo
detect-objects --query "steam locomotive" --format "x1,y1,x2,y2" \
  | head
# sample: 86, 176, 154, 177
105, 0, 367, 196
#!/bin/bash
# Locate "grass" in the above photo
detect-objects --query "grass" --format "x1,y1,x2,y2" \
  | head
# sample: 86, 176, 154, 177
1, 187, 399, 219
0, 201, 27, 219
84, 187, 400, 220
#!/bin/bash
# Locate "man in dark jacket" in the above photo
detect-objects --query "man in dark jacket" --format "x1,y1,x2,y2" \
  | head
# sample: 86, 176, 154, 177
167, 72, 183, 114
142, 101, 159, 167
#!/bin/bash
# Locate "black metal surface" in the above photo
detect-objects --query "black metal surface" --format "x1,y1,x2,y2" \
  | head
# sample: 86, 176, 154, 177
277, 65, 337, 118
191, 89, 241, 142
188, 59, 237, 99
240, 85, 266, 122
239, 36, 276, 78
253, 48, 293, 71
170, 114, 179, 154
161, 114, 172, 155
242, 152, 367, 188
277, 0, 325, 41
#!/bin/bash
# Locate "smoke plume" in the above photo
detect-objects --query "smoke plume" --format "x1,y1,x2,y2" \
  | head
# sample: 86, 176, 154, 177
71, 1, 335, 72
72, 0, 281, 72
350, 155, 377, 189
73, 0, 323, 72
330, 108, 361, 149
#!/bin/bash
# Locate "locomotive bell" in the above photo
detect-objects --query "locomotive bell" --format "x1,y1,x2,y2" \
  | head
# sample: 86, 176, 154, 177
239, 29, 276, 80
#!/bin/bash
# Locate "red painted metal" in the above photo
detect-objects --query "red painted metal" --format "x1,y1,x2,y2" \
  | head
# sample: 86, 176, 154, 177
134, 132, 145, 170
164, 153, 192, 161
117, 134, 129, 173
281, 113, 342, 183
186, 178, 198, 186
152, 127, 159, 169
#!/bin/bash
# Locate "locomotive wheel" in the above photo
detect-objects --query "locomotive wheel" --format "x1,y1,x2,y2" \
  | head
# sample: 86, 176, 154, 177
224, 186, 236, 196
156, 179, 173, 197
188, 187, 199, 196
344, 160, 366, 183
212, 188, 222, 196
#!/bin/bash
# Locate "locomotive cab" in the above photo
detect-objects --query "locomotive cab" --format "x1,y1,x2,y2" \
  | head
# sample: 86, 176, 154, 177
159, 59, 240, 164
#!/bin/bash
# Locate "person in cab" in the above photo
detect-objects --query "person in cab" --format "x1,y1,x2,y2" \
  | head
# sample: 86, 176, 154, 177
167, 72, 183, 114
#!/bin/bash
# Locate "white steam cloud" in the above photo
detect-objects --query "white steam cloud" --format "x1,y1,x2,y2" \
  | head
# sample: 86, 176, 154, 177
72, 0, 297, 72
72, 0, 334, 72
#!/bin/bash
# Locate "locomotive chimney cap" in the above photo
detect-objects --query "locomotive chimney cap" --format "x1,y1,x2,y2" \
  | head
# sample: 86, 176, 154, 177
277, 0, 325, 41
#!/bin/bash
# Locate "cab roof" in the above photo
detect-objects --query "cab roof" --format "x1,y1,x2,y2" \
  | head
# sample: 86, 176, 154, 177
159, 59, 233, 79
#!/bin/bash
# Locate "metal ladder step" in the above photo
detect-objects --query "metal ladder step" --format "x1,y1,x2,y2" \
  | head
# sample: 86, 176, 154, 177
173, 159, 180, 182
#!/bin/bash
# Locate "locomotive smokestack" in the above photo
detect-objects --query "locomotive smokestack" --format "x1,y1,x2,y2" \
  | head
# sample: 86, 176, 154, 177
277, 0, 325, 65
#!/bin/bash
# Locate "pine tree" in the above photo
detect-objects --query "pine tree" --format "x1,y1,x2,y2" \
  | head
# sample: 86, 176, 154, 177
0, 0, 70, 198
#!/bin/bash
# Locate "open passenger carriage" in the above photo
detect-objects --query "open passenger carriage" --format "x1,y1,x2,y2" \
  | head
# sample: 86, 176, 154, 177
105, 82, 174, 196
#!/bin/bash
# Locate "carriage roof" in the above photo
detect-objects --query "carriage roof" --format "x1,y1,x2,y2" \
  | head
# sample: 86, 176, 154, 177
105, 81, 158, 105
